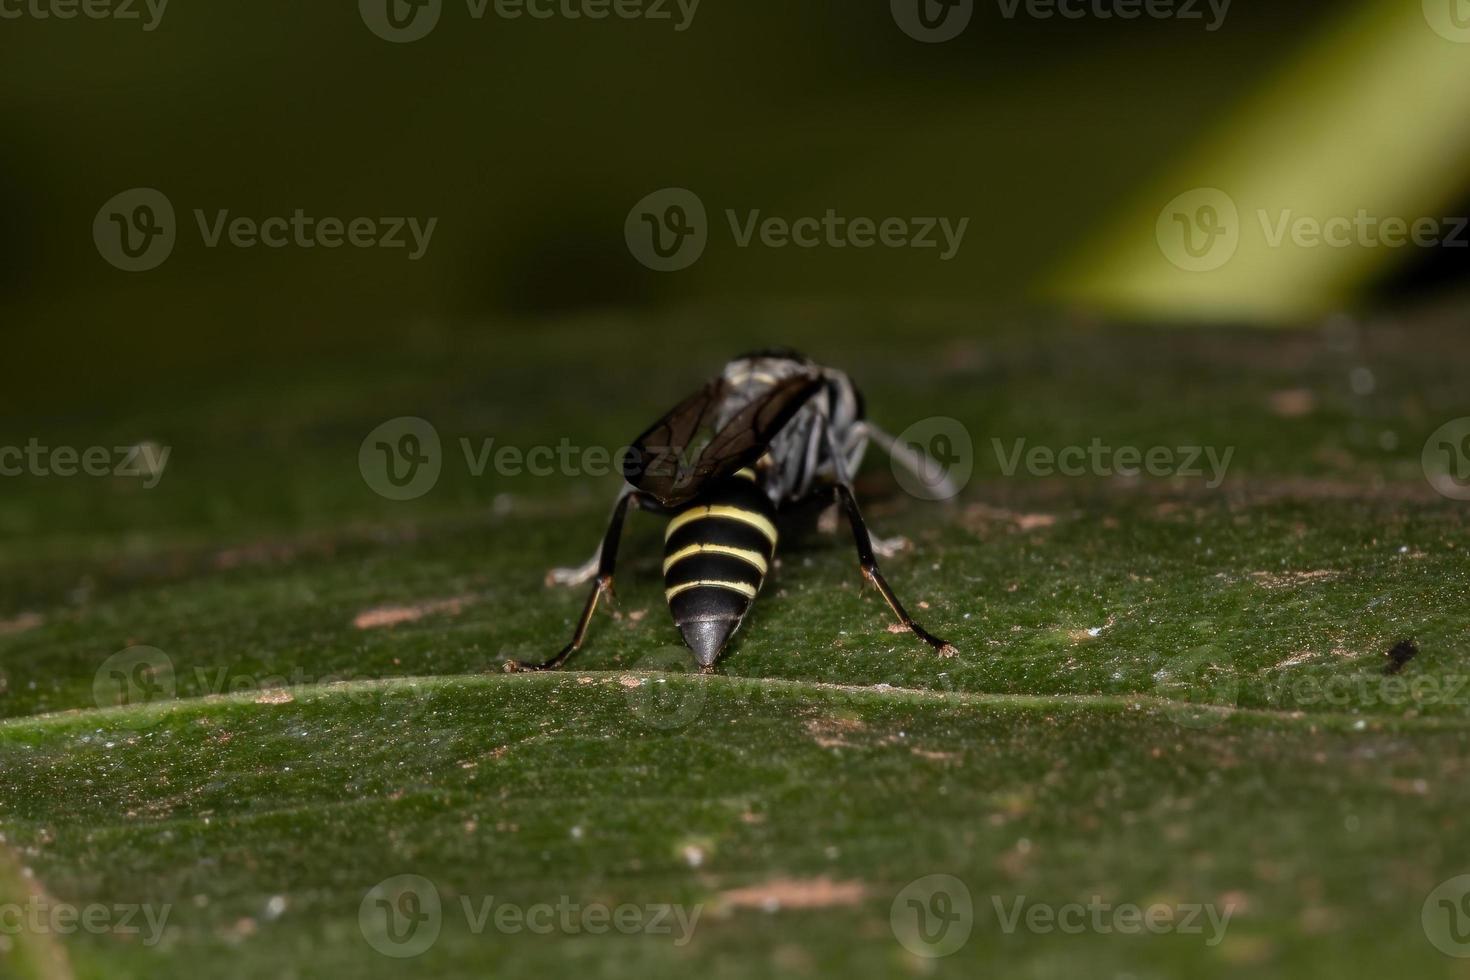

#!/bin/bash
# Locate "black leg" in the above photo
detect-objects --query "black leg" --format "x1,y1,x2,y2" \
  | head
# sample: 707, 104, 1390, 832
817, 418, 955, 657
831, 484, 956, 657
504, 490, 654, 672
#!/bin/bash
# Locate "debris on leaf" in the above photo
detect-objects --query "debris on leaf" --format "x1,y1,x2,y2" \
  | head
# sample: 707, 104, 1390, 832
1384, 639, 1418, 675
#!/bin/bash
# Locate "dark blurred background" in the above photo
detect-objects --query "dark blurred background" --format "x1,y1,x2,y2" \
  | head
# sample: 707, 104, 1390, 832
6, 0, 1468, 414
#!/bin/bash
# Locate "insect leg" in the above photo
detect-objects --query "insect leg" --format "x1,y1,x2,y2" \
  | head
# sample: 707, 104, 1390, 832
546, 551, 600, 588
505, 488, 658, 672
821, 422, 957, 657
859, 421, 961, 501
547, 489, 665, 586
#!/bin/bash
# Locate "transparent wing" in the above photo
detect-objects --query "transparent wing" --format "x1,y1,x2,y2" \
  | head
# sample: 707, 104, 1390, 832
622, 373, 822, 506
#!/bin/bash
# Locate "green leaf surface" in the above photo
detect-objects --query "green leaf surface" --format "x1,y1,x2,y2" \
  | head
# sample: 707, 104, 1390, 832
3, 675, 1469, 979
3, 316, 1469, 977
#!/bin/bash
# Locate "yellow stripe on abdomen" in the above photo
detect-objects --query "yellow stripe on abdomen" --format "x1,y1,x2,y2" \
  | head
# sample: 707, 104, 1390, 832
664, 505, 778, 546
665, 579, 758, 601
662, 543, 769, 575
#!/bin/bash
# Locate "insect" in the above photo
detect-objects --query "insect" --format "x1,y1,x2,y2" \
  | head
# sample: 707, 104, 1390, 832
503, 349, 958, 673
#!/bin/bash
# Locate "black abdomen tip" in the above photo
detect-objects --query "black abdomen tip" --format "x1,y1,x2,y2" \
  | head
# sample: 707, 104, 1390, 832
662, 474, 777, 667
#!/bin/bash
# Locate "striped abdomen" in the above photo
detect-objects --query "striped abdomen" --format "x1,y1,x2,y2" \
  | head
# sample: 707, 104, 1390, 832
663, 468, 778, 667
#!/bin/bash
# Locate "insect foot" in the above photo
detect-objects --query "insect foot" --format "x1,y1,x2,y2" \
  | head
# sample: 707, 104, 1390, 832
871, 534, 912, 558
545, 561, 598, 588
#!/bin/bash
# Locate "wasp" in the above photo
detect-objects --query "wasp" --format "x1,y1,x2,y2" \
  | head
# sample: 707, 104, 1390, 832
504, 349, 958, 673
